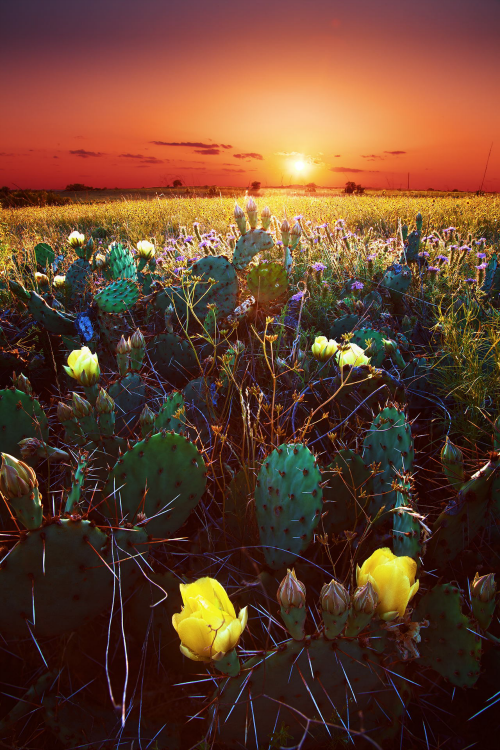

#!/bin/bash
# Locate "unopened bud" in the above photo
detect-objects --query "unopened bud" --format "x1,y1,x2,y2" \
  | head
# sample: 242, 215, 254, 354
72, 392, 92, 418
13, 372, 33, 396
321, 579, 350, 616
95, 388, 114, 415
277, 568, 306, 611
117, 336, 132, 354
34, 272, 49, 286
290, 221, 302, 250
94, 253, 107, 268
0, 454, 37, 498
246, 197, 258, 230
383, 338, 397, 355
18, 437, 43, 459
281, 219, 290, 247
353, 581, 378, 615
130, 328, 145, 349
261, 205, 271, 230
57, 401, 75, 423
471, 572, 496, 603
416, 212, 423, 232
140, 405, 156, 438
234, 203, 247, 234
441, 436, 464, 490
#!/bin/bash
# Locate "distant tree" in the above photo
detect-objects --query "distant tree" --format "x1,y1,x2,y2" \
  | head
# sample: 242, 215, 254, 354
207, 186, 218, 197
344, 181, 356, 194
354, 184, 365, 195
173, 179, 183, 188
250, 181, 261, 190
65, 183, 94, 191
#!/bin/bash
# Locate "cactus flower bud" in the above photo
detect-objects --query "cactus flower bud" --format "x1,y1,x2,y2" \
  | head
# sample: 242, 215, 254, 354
246, 197, 258, 230
72, 392, 93, 418
94, 253, 107, 269
261, 205, 271, 231
234, 203, 247, 235
13, 372, 33, 396
353, 581, 379, 614
311, 336, 338, 362
321, 578, 350, 639
57, 401, 75, 423
117, 336, 131, 354
18, 438, 69, 464
0, 453, 42, 529
95, 388, 114, 414
441, 436, 464, 490
140, 405, 156, 438
280, 219, 290, 247
277, 569, 307, 640
277, 568, 306, 611
64, 346, 100, 387
471, 572, 496, 630
130, 329, 145, 349
68, 231, 85, 248
136, 240, 155, 259
290, 221, 302, 250
416, 212, 423, 233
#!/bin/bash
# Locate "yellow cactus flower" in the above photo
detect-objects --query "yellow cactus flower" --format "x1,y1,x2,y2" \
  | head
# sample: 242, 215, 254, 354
356, 547, 419, 621
68, 231, 85, 248
136, 240, 155, 259
172, 577, 248, 662
63, 346, 100, 387
53, 275, 67, 288
311, 336, 338, 362
337, 342, 370, 368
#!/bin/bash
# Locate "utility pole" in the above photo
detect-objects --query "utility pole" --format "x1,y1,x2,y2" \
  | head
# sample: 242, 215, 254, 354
407, 173, 410, 191
479, 142, 494, 193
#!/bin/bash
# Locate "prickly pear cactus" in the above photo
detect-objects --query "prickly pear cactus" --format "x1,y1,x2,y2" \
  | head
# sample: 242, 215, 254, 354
65, 257, 92, 299
0, 520, 147, 637
150, 333, 199, 386
255, 443, 323, 569
413, 583, 481, 688
329, 313, 360, 340
322, 449, 372, 536
27, 291, 76, 334
103, 431, 206, 537
232, 228, 274, 271
246, 261, 288, 304
94, 278, 139, 313
0, 388, 49, 457
363, 404, 414, 517
392, 472, 422, 559
108, 372, 146, 434
154, 391, 185, 433
105, 242, 137, 280
381, 264, 412, 305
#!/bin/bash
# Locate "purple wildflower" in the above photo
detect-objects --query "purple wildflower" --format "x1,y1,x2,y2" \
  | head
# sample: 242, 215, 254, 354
351, 281, 364, 290
466, 278, 477, 284
175, 255, 186, 262
418, 252, 430, 258
476, 263, 487, 271
367, 254, 376, 262
427, 266, 439, 273
290, 291, 305, 302
437, 255, 449, 263
477, 252, 487, 259
460, 245, 471, 253
311, 262, 327, 272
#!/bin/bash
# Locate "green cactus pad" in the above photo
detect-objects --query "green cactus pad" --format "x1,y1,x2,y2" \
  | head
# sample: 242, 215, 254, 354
103, 431, 206, 538
156, 255, 238, 321
0, 520, 146, 637
232, 228, 274, 270
363, 404, 414, 517
427, 456, 499, 567
350, 328, 386, 366
0, 388, 49, 458
255, 443, 323, 569
216, 634, 407, 747
109, 372, 146, 434
27, 292, 76, 334
65, 257, 92, 298
150, 333, 199, 386
392, 474, 421, 559
34, 242, 55, 269
381, 264, 412, 304
322, 449, 372, 536
413, 583, 481, 688
246, 261, 288, 304
94, 278, 139, 313
329, 313, 360, 340
106, 242, 137, 280
154, 391, 185, 433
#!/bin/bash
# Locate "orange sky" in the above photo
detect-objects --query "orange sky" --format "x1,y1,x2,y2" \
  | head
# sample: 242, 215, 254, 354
2, 0, 500, 191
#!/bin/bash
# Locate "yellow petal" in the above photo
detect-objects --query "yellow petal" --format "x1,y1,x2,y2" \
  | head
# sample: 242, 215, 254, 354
179, 643, 211, 662
370, 564, 412, 617
238, 606, 248, 631
177, 616, 216, 658
408, 579, 419, 603
63, 365, 75, 379
67, 349, 81, 370
393, 556, 418, 585
357, 548, 395, 585
213, 618, 242, 654
210, 578, 236, 618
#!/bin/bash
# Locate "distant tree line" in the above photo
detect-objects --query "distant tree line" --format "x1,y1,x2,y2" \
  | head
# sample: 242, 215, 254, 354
0, 186, 72, 208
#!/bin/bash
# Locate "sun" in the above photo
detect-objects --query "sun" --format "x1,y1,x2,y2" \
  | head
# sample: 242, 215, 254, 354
295, 160, 305, 171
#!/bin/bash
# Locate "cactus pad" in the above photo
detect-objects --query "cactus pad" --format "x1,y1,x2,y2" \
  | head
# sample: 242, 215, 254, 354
246, 261, 288, 304
0, 388, 49, 458
255, 443, 323, 569
232, 229, 274, 270
94, 278, 139, 313
103, 431, 206, 538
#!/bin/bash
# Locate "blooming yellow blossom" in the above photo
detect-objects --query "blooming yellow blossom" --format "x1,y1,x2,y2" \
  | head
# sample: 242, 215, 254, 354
172, 577, 248, 662
63, 347, 100, 387
136, 240, 155, 259
337, 342, 370, 368
311, 336, 338, 362
356, 547, 419, 620
68, 231, 85, 248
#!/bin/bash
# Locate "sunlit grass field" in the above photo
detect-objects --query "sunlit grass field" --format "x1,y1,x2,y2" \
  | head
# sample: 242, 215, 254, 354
1, 192, 499, 258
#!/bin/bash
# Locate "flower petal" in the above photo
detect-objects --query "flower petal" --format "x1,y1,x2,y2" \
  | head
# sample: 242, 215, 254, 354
213, 618, 242, 654
357, 548, 395, 584
370, 564, 412, 617
238, 606, 248, 631
177, 616, 216, 658
393, 556, 418, 585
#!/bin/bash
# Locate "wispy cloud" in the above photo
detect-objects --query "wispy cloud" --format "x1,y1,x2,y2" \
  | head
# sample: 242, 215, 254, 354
361, 154, 384, 160
70, 149, 105, 158
0, 152, 15, 157
334, 154, 341, 157
384, 150, 406, 155
150, 141, 232, 149
119, 153, 164, 164
222, 168, 246, 173
330, 166, 380, 173
234, 152, 263, 160
194, 148, 220, 155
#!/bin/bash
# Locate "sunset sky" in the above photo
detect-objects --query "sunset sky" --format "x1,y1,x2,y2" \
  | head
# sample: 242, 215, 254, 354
1, 0, 500, 191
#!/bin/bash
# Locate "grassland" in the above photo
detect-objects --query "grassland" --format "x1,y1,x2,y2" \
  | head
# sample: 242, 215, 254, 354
1, 192, 499, 260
